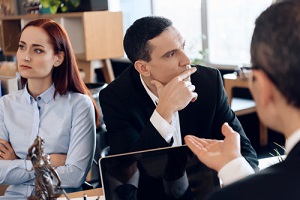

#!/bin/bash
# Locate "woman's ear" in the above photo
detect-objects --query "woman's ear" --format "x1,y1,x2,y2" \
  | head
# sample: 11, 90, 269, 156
53, 51, 65, 67
134, 60, 150, 77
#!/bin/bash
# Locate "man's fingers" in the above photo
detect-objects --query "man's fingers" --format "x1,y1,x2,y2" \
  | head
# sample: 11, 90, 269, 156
178, 67, 197, 81
188, 85, 196, 92
185, 136, 205, 155
191, 92, 198, 102
0, 139, 9, 150
186, 136, 219, 146
185, 135, 220, 151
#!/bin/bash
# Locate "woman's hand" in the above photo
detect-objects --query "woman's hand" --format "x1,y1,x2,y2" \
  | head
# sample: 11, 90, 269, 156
0, 139, 18, 160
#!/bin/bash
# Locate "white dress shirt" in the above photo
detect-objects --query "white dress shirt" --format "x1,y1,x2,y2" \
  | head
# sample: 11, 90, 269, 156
285, 128, 300, 155
140, 75, 182, 146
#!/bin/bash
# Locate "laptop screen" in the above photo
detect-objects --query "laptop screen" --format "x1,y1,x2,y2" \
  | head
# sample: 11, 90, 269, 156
99, 145, 220, 200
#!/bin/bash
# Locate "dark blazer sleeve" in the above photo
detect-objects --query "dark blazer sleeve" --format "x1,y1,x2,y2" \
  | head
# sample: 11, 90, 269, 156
213, 68, 259, 170
204, 142, 300, 200
99, 67, 171, 155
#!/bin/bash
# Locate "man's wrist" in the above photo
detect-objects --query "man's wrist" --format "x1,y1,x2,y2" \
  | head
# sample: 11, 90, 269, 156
156, 105, 174, 123
218, 156, 254, 185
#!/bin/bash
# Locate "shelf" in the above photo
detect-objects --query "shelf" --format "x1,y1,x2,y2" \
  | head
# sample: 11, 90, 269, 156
0, 11, 124, 83
0, 11, 124, 60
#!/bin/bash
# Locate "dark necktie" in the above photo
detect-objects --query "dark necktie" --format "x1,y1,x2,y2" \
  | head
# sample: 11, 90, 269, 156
116, 184, 137, 200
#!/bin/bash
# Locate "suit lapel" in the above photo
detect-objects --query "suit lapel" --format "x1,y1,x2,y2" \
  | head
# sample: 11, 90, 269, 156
130, 66, 156, 117
179, 106, 193, 139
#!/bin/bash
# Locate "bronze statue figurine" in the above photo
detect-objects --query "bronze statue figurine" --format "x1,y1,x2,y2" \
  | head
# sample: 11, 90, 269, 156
27, 136, 62, 200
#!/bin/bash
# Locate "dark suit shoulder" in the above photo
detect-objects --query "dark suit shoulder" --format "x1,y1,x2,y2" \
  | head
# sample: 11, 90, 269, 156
192, 65, 221, 78
99, 66, 144, 109
100, 66, 134, 95
193, 64, 219, 72
206, 160, 300, 200
191, 65, 223, 94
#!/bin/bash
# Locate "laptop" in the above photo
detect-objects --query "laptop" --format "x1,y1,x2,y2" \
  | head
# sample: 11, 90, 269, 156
99, 145, 220, 200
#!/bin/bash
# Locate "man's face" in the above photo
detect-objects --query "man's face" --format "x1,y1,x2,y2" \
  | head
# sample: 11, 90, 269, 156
145, 26, 191, 85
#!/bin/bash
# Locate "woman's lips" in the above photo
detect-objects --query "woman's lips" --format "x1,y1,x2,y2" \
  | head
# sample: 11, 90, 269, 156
20, 65, 32, 69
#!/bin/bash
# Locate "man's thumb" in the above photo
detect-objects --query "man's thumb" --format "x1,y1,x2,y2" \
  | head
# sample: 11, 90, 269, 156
151, 80, 163, 90
221, 122, 240, 142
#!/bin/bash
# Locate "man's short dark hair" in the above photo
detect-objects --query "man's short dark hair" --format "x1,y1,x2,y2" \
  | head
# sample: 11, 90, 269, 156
123, 16, 173, 63
250, 1, 300, 108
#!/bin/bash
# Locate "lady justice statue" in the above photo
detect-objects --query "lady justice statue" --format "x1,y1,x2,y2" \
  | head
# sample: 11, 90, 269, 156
27, 136, 62, 200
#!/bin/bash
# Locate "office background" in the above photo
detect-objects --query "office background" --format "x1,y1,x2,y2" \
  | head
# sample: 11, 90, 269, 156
0, 0, 284, 162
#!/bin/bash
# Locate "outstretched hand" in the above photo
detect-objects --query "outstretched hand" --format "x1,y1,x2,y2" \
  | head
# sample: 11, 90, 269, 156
184, 123, 242, 172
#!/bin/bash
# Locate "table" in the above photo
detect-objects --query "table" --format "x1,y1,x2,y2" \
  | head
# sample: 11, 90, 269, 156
59, 188, 103, 199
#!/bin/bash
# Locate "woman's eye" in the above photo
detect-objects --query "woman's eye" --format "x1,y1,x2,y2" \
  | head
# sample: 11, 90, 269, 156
18, 44, 25, 50
34, 49, 43, 54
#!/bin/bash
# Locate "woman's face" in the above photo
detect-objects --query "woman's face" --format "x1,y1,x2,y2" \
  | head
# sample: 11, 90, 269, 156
17, 26, 59, 83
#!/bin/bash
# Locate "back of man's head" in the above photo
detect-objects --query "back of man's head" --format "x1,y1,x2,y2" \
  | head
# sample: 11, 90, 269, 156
123, 16, 173, 63
251, 1, 300, 108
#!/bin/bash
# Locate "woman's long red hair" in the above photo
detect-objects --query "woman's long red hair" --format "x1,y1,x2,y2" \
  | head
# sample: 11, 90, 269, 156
20, 19, 100, 126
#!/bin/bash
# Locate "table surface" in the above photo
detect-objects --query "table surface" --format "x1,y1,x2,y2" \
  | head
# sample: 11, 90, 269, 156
58, 188, 103, 199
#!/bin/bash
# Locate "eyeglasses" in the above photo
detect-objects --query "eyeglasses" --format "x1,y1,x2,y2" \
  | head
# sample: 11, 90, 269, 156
238, 65, 278, 87
237, 66, 256, 80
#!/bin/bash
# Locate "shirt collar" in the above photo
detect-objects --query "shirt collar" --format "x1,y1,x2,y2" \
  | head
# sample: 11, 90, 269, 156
140, 74, 158, 105
24, 83, 55, 104
285, 128, 300, 155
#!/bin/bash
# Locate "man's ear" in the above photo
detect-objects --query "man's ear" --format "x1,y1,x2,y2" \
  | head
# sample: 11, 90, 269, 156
53, 51, 65, 67
255, 71, 275, 109
134, 60, 150, 77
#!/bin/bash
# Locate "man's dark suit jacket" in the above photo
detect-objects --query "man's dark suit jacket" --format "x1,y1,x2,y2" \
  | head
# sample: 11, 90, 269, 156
137, 164, 193, 200
206, 141, 300, 200
99, 65, 258, 170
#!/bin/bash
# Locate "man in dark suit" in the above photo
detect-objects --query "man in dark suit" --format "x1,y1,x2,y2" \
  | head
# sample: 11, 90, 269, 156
99, 15, 258, 199
185, 1, 300, 199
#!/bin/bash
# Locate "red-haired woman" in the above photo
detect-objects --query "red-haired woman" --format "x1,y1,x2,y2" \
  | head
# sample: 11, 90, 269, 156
0, 19, 99, 198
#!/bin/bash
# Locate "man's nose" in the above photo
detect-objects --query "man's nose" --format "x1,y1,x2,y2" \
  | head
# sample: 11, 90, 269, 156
179, 50, 191, 67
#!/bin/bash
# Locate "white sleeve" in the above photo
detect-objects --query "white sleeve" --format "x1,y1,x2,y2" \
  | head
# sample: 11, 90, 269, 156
150, 110, 175, 143
218, 157, 255, 186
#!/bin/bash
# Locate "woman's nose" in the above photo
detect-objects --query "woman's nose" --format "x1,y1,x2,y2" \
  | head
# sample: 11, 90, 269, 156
25, 54, 31, 62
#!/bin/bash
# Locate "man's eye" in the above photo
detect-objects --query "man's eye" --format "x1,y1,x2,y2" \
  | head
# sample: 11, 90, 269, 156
167, 52, 175, 57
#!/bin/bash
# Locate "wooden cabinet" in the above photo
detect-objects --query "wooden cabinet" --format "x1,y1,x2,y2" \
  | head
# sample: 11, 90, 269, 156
0, 11, 124, 83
